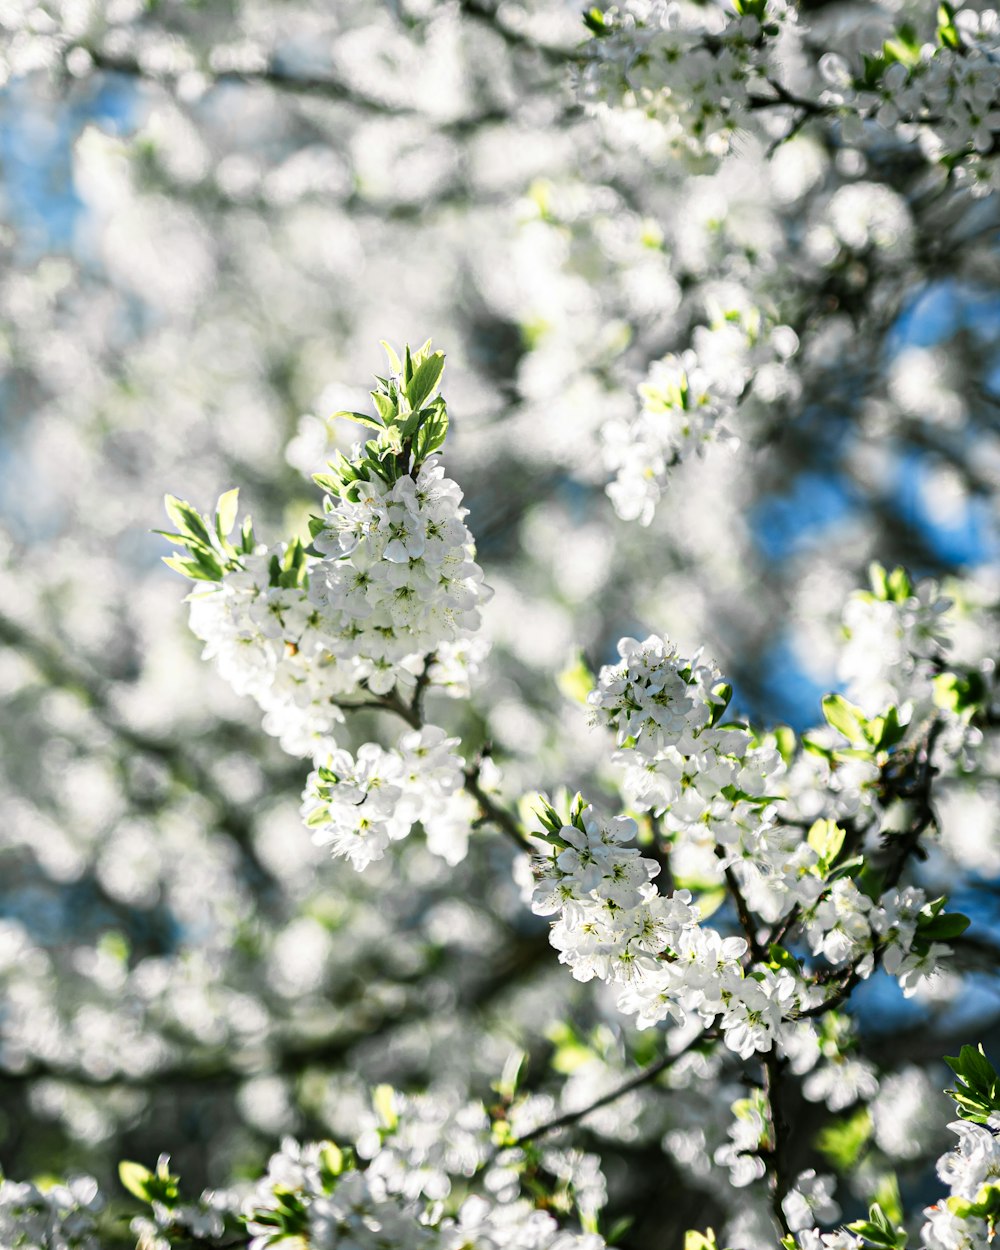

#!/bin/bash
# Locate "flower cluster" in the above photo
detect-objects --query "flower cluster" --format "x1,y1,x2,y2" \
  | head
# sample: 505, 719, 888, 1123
533, 620, 971, 1064
923, 1116, 1000, 1250
0, 1174, 103, 1250
168, 345, 491, 761
590, 635, 801, 924
137, 1125, 609, 1250
821, 8, 1000, 195
804, 882, 956, 998
580, 1, 1000, 192
577, 0, 800, 163
839, 565, 951, 718
302, 725, 475, 870
602, 306, 798, 524
165, 345, 488, 871
186, 542, 353, 757
528, 796, 800, 1059
309, 455, 491, 696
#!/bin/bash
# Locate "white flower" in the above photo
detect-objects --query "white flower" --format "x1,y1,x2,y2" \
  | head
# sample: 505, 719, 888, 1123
782, 1170, 841, 1232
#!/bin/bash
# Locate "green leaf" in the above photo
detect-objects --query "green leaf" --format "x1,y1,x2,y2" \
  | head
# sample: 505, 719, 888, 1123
708, 682, 733, 727
371, 391, 396, 425
336, 409, 385, 430
373, 1084, 398, 1131
870, 705, 906, 751
239, 514, 256, 553
162, 554, 218, 582
868, 562, 889, 600
380, 340, 402, 374
933, 670, 986, 717
582, 7, 607, 35
816, 1106, 872, 1171
119, 1161, 153, 1202
768, 943, 801, 974
773, 725, 797, 765
215, 488, 239, 539
938, 1, 960, 47
945, 1043, 1000, 1123
405, 351, 445, 412
685, 1231, 718, 1250
607, 1217, 636, 1245
164, 495, 214, 548
886, 566, 913, 603
496, 1047, 529, 1096
916, 910, 970, 943
802, 734, 835, 761
320, 1143, 345, 1180
807, 818, 846, 871
875, 1173, 904, 1227
413, 400, 449, 463
848, 1201, 907, 1249
557, 652, 595, 704
822, 694, 870, 746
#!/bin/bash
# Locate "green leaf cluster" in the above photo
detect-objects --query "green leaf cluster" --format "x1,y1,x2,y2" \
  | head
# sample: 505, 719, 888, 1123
937, 2, 961, 48
118, 1156, 180, 1205
732, 0, 767, 21
315, 341, 449, 501
530, 791, 587, 847
818, 694, 906, 754
947, 1184, 1000, 1222
847, 1201, 907, 1249
945, 1043, 1000, 1123
582, 7, 609, 36
882, 23, 922, 67
912, 896, 970, 955
933, 669, 987, 719
268, 536, 308, 590
868, 563, 913, 605
806, 818, 846, 873
157, 489, 254, 582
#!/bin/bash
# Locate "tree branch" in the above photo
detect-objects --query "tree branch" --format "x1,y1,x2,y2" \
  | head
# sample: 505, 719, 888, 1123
464, 760, 532, 852
512, 1028, 717, 1146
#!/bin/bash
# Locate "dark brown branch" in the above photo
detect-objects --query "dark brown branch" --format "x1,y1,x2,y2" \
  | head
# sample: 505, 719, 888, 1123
720, 857, 766, 963
512, 1028, 717, 1147
464, 761, 532, 852
78, 47, 512, 135
762, 1051, 793, 1239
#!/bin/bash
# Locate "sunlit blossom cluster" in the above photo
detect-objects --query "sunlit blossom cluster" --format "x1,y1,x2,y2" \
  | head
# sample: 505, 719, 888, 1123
4, 0, 1000, 1239
577, 0, 801, 162
188, 453, 490, 759
530, 608, 971, 1068
0, 1174, 104, 1250
302, 725, 476, 870
602, 307, 799, 524
820, 9, 1000, 195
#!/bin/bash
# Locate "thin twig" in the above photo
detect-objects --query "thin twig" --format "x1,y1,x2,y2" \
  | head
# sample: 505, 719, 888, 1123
464, 761, 532, 852
512, 1029, 717, 1147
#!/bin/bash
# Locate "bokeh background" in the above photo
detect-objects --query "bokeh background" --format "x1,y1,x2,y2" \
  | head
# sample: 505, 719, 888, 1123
2, 2, 1000, 1245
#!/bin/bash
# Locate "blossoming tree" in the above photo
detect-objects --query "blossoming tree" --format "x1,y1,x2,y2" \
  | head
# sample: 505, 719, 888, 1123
2, 2, 1000, 1249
